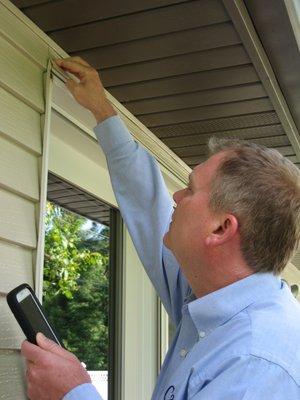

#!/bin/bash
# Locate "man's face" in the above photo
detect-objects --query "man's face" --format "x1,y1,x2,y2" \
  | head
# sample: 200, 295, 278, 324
164, 152, 226, 265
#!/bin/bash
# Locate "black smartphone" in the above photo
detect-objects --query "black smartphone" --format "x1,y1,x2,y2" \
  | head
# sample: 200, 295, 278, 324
6, 283, 64, 347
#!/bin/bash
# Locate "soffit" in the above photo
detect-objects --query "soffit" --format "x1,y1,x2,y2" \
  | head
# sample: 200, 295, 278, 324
10, 0, 300, 169
47, 173, 111, 226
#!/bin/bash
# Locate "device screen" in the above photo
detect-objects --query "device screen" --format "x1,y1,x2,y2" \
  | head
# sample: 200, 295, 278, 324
17, 288, 60, 344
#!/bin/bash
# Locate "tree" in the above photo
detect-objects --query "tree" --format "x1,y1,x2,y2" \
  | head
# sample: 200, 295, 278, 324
43, 202, 110, 370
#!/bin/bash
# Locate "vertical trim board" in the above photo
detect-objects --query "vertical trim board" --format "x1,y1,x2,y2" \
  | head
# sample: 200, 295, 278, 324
34, 61, 52, 301
123, 231, 157, 400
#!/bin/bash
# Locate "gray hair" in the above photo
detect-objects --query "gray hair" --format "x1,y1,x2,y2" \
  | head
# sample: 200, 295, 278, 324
208, 137, 300, 275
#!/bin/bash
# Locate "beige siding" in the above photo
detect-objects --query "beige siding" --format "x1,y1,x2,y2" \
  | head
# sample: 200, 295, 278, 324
0, 188, 37, 248
0, 350, 27, 399
0, 1, 48, 68
0, 34, 44, 112
0, 86, 41, 155
0, 241, 33, 293
0, 134, 39, 201
0, 297, 25, 348
0, 3, 47, 398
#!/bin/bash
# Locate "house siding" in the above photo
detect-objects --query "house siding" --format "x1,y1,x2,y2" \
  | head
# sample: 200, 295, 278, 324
0, 2, 46, 397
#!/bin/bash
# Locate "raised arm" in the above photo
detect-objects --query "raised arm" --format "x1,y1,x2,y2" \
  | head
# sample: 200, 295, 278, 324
55, 57, 190, 325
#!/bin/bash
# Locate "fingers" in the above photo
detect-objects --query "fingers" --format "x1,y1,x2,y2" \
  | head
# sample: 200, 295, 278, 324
54, 57, 92, 80
59, 56, 91, 67
21, 340, 44, 363
55, 60, 87, 80
36, 332, 77, 362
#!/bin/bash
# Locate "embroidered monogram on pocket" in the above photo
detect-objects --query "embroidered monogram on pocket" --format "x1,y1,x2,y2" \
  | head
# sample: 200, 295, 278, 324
164, 385, 175, 400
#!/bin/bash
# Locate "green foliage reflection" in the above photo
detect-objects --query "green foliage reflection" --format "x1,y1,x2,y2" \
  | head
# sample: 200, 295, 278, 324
43, 202, 109, 370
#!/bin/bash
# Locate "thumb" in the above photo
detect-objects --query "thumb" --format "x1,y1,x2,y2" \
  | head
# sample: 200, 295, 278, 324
36, 332, 77, 361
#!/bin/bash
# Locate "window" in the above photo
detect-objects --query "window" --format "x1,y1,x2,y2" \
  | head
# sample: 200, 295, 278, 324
43, 173, 121, 400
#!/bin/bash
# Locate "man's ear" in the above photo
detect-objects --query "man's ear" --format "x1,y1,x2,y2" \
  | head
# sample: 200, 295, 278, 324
205, 214, 238, 247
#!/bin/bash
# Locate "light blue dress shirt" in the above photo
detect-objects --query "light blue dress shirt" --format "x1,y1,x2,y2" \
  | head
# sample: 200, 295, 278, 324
64, 116, 300, 400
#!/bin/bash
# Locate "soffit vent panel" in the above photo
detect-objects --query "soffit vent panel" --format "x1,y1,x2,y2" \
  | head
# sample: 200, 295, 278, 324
11, 0, 299, 169
47, 173, 111, 226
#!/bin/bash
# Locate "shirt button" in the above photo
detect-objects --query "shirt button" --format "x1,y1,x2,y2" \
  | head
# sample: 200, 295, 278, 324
180, 348, 188, 358
199, 331, 206, 338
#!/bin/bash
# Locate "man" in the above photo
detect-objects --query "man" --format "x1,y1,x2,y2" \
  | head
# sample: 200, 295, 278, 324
22, 57, 300, 399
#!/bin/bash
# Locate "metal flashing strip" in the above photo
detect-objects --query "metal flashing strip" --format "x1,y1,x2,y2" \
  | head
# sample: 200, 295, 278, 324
223, 0, 300, 163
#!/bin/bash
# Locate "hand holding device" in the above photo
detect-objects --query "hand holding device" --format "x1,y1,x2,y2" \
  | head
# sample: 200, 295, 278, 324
7, 284, 91, 400
6, 283, 63, 346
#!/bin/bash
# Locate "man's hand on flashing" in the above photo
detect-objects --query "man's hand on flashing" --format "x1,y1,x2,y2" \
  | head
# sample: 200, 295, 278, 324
21, 332, 91, 400
55, 57, 117, 123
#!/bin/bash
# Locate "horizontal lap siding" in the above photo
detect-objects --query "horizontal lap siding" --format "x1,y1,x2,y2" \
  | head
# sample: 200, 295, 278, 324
0, 1, 48, 68
0, 187, 37, 248
0, 134, 39, 201
0, 34, 44, 112
0, 297, 26, 348
0, 86, 41, 155
0, 4, 47, 398
0, 350, 27, 399
0, 241, 33, 293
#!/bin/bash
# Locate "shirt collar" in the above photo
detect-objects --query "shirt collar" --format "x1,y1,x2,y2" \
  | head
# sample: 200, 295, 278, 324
187, 272, 282, 336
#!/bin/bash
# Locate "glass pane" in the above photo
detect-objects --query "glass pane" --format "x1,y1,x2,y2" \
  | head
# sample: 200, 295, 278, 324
43, 200, 111, 400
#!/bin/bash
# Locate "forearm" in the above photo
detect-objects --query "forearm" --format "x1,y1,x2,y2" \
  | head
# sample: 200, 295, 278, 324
94, 116, 189, 322
95, 116, 173, 268
91, 98, 117, 124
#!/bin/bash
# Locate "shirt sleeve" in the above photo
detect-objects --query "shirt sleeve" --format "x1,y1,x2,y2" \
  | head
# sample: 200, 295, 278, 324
94, 116, 190, 325
62, 383, 103, 400
188, 354, 300, 399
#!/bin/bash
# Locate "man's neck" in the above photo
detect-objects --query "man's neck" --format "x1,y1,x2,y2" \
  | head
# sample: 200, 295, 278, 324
187, 259, 254, 299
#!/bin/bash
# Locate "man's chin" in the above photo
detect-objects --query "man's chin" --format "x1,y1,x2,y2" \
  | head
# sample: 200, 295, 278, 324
163, 231, 171, 249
